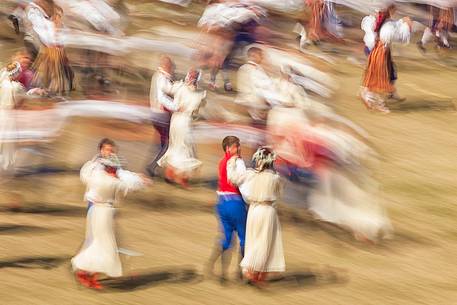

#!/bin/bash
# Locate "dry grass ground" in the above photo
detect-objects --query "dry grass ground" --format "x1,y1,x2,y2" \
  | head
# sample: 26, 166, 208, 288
1, 1, 457, 304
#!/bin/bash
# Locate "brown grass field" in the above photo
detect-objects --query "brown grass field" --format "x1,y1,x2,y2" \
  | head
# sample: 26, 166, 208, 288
1, 1, 457, 304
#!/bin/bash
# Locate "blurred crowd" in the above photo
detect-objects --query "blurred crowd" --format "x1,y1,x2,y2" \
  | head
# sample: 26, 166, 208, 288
0, 0, 455, 288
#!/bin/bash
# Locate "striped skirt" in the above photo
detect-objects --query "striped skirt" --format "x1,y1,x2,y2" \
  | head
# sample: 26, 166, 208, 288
32, 46, 74, 95
362, 41, 395, 94
240, 203, 285, 273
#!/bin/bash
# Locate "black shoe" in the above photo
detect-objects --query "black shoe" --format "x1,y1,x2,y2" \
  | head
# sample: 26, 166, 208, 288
146, 166, 155, 178
416, 41, 426, 53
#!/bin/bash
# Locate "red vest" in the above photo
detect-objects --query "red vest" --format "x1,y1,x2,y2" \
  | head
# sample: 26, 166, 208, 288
218, 153, 240, 194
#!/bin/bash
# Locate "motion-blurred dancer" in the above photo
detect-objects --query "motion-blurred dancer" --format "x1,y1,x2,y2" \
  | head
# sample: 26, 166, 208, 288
72, 139, 150, 289
205, 136, 247, 284
229, 147, 285, 286
0, 62, 24, 172
361, 4, 412, 113
25, 0, 74, 95
417, 5, 454, 51
147, 56, 180, 178
157, 69, 206, 188
235, 47, 279, 127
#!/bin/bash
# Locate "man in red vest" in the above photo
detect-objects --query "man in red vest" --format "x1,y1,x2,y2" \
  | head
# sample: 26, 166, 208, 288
205, 136, 247, 284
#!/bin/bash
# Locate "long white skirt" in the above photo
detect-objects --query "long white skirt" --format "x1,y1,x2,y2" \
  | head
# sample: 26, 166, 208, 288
240, 203, 285, 273
308, 167, 393, 241
158, 112, 201, 173
71, 204, 122, 277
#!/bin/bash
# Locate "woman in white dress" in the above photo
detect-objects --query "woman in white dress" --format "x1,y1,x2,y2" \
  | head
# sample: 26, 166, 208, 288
72, 138, 150, 289
228, 146, 285, 285
157, 69, 206, 188
0, 62, 24, 172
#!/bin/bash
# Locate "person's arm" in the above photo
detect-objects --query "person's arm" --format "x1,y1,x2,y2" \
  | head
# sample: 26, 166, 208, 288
157, 77, 179, 112
227, 156, 247, 186
27, 6, 57, 46
117, 169, 150, 195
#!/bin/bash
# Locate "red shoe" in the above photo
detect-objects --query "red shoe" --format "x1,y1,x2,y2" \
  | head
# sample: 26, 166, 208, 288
89, 274, 104, 290
76, 271, 91, 288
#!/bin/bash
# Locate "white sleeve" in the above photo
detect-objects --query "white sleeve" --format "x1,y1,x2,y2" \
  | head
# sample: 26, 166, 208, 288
227, 157, 247, 186
80, 161, 98, 185
27, 7, 57, 46
157, 77, 179, 112
394, 19, 411, 44
380, 20, 411, 45
117, 169, 145, 195
361, 15, 376, 50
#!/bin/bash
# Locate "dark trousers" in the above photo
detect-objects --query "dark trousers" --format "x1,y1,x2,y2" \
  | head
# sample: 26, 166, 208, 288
147, 112, 171, 175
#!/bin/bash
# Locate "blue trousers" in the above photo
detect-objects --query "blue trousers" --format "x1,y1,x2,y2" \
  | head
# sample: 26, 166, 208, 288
216, 194, 247, 254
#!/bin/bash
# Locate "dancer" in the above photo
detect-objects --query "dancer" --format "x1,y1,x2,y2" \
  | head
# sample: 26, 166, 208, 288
302, 0, 343, 46
205, 136, 247, 284
72, 138, 150, 289
0, 62, 25, 172
227, 146, 284, 286
25, 0, 74, 95
417, 5, 454, 52
157, 69, 206, 188
235, 47, 279, 127
360, 4, 412, 113
147, 56, 180, 178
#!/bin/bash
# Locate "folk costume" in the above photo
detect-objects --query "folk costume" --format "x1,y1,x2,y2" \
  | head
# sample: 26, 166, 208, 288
205, 148, 248, 282
227, 147, 285, 280
25, 0, 74, 95
71, 154, 145, 286
361, 8, 412, 113
0, 63, 24, 171
157, 70, 206, 179
147, 66, 180, 177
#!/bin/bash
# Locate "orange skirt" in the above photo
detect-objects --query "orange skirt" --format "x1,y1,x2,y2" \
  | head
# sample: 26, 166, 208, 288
32, 46, 74, 95
363, 41, 395, 94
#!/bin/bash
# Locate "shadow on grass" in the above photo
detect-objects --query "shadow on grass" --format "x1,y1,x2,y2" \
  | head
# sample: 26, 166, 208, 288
0, 256, 68, 270
390, 99, 455, 113
263, 268, 348, 291
0, 204, 86, 217
100, 266, 201, 291
0, 224, 53, 234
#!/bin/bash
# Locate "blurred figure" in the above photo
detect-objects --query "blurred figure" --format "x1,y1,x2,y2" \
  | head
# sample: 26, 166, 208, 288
361, 4, 412, 113
417, 5, 454, 51
235, 47, 279, 127
230, 147, 284, 286
147, 56, 180, 178
12, 51, 34, 91
72, 138, 150, 289
157, 69, 206, 188
196, 0, 265, 91
205, 136, 247, 284
25, 0, 74, 95
57, 0, 124, 90
301, 0, 343, 47
0, 62, 24, 171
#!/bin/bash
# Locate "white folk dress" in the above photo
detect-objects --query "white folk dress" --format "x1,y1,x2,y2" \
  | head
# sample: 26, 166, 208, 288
157, 83, 205, 174
0, 72, 24, 171
71, 160, 145, 277
228, 158, 285, 273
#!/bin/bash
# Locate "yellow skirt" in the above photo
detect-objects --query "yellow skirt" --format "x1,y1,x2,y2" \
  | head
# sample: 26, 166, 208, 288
32, 47, 74, 95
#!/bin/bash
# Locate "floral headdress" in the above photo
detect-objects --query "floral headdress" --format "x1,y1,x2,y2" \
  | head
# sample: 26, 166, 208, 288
252, 146, 276, 171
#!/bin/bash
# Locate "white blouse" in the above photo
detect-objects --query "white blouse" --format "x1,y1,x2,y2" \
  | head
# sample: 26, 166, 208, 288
80, 160, 145, 205
227, 157, 282, 204
24, 3, 58, 47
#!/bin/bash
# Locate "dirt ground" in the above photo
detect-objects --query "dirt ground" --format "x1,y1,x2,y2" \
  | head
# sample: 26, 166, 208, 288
1, 2, 457, 305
